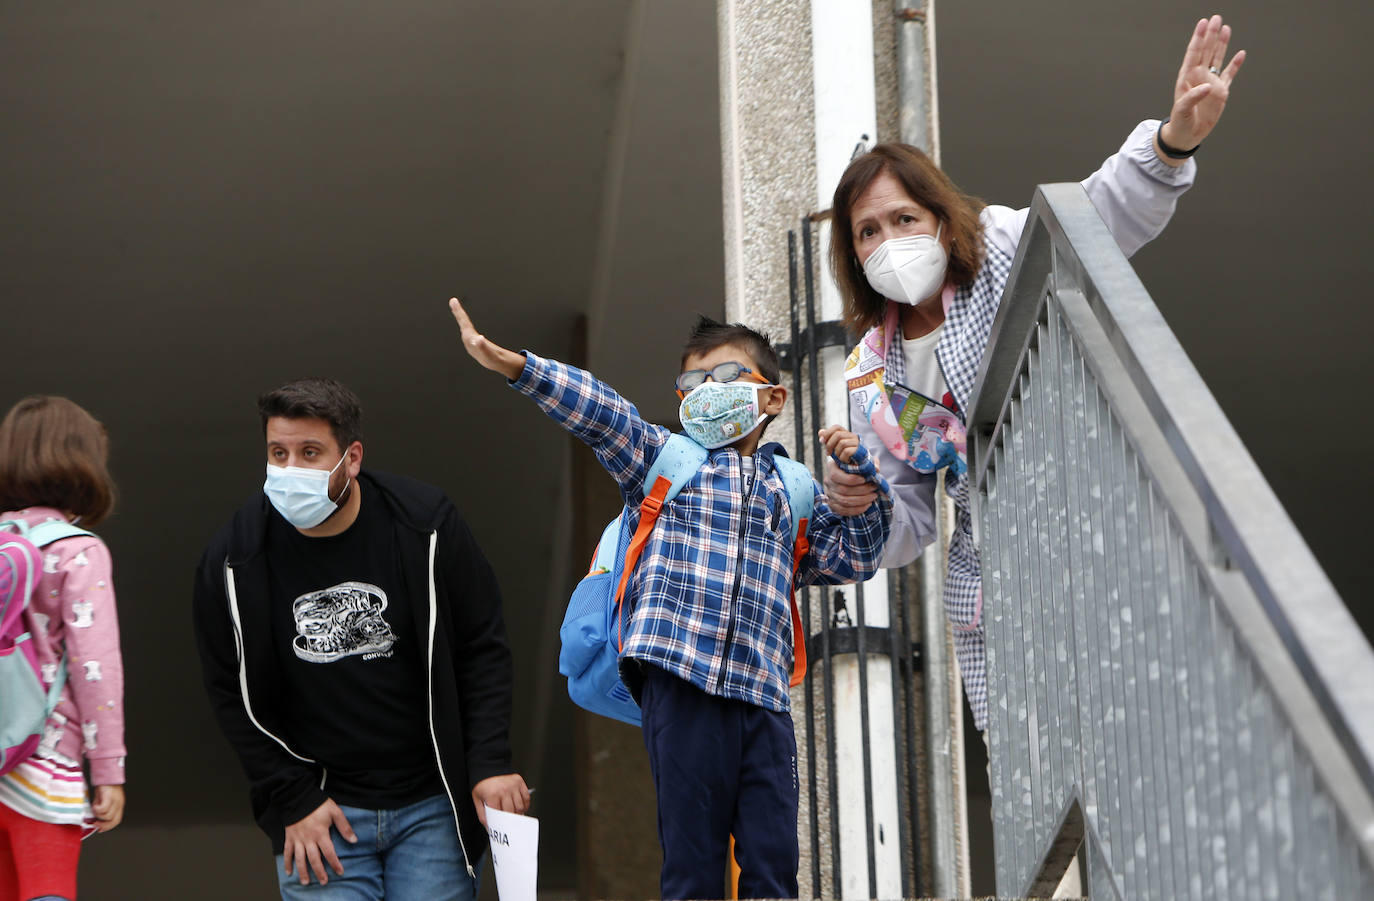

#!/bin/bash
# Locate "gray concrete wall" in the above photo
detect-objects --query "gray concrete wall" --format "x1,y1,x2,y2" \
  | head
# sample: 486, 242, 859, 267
2, 0, 1368, 898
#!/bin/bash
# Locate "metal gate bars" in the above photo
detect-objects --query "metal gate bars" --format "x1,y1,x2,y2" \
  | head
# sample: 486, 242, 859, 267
780, 215, 927, 899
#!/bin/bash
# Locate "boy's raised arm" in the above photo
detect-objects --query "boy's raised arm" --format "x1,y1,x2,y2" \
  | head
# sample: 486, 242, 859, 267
447, 296, 668, 502
450, 297, 525, 380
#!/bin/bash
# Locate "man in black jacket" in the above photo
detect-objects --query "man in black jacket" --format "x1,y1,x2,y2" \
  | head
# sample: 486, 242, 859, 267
193, 378, 527, 900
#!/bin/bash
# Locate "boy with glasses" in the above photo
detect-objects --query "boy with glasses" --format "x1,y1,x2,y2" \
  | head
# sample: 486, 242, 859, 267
448, 298, 890, 900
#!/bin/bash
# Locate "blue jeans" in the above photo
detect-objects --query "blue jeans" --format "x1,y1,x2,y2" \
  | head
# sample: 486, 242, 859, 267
274, 794, 479, 901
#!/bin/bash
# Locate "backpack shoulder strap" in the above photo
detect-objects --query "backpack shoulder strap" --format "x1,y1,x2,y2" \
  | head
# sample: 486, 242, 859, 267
1, 519, 94, 548
0, 533, 40, 636
772, 456, 815, 546
24, 521, 94, 548
612, 435, 709, 646
645, 433, 709, 504
772, 455, 815, 687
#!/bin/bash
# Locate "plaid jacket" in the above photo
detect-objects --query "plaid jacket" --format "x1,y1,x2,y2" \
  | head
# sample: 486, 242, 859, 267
513, 352, 892, 712
855, 120, 1196, 730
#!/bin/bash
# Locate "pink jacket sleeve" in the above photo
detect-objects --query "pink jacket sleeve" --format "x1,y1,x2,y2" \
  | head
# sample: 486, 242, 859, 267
55, 537, 127, 786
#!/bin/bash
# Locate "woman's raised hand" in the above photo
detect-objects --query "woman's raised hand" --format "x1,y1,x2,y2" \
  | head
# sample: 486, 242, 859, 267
1160, 15, 1246, 157
449, 297, 526, 380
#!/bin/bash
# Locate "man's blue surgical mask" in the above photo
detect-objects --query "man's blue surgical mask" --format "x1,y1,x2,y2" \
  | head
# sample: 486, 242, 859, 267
263, 452, 350, 529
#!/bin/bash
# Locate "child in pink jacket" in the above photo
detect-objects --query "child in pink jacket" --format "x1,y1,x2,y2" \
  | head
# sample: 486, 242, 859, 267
0, 396, 127, 901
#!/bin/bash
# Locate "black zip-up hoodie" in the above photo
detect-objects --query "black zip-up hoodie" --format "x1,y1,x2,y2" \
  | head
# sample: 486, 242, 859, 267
192, 470, 513, 871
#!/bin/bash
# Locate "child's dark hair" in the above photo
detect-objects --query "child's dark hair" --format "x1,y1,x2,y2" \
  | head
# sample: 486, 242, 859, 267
680, 316, 782, 385
258, 378, 363, 452
0, 396, 117, 525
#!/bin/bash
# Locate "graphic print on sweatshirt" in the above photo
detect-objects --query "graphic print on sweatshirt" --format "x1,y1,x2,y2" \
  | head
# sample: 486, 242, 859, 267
291, 581, 398, 663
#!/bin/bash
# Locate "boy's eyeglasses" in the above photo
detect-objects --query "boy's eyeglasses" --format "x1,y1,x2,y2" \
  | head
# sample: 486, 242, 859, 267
675, 362, 771, 397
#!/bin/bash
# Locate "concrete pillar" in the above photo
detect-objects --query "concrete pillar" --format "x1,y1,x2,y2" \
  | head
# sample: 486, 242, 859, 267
717, 2, 907, 897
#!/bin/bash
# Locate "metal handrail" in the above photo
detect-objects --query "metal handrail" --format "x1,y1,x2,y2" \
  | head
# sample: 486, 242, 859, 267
966, 183, 1374, 897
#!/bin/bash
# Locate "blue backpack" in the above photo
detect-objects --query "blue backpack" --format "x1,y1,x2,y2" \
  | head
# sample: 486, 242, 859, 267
0, 519, 93, 774
558, 434, 815, 726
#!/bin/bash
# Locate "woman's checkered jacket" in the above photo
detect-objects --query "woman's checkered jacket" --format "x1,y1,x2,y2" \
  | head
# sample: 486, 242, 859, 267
512, 351, 892, 713
851, 119, 1196, 731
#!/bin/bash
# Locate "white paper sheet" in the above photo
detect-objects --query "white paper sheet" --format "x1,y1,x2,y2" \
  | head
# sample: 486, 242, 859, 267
484, 805, 539, 901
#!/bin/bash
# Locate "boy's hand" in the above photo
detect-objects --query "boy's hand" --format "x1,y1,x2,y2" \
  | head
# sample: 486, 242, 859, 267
449, 297, 526, 380
819, 425, 861, 464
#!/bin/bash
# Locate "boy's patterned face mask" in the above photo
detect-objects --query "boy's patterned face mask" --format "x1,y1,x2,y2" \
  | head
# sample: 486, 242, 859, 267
678, 381, 769, 449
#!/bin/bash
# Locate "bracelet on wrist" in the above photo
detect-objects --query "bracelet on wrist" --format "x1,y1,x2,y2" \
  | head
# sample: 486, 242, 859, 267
1156, 116, 1200, 159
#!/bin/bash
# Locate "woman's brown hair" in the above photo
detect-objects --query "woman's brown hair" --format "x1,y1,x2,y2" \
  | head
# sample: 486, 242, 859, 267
829, 142, 987, 336
0, 396, 116, 525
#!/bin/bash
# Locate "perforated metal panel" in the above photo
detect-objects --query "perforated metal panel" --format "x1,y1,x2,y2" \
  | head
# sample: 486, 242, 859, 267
969, 185, 1374, 899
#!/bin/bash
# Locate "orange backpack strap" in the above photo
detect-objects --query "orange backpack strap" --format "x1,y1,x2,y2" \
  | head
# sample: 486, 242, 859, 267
610, 435, 709, 652
614, 474, 673, 651
788, 517, 810, 686
775, 455, 814, 687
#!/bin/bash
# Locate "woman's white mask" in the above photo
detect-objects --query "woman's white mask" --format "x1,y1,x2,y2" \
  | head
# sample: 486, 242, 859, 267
862, 223, 947, 305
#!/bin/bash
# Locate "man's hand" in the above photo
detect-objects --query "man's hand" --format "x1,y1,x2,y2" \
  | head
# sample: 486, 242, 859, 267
448, 297, 527, 380
91, 784, 124, 833
820, 426, 882, 516
472, 773, 531, 827
1156, 15, 1245, 165
284, 799, 357, 886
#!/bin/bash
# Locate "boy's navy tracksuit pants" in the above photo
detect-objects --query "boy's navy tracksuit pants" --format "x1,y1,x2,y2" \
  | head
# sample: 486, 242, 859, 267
639, 665, 800, 900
